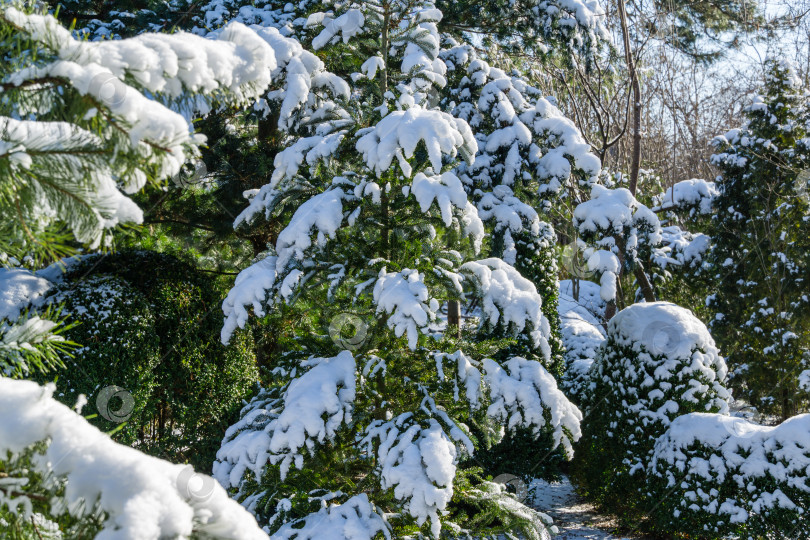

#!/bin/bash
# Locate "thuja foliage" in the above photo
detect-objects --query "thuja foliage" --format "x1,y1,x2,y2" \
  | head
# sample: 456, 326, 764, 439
572, 302, 730, 524
707, 60, 810, 420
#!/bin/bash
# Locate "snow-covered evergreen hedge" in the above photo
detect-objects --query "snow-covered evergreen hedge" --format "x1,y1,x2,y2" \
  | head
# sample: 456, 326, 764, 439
38, 274, 160, 443
43, 251, 259, 470
647, 413, 810, 538
573, 302, 730, 518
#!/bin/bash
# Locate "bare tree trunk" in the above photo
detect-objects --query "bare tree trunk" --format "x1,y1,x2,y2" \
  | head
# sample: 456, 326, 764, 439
634, 265, 656, 302
618, 0, 642, 195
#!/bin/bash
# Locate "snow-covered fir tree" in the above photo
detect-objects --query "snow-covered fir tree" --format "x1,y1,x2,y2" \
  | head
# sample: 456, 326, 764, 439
0, 6, 287, 537
440, 43, 601, 375
707, 59, 810, 419
215, 2, 583, 537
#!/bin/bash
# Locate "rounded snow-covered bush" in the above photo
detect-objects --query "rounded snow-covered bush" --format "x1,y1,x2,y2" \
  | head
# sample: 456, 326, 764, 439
572, 302, 730, 519
647, 413, 810, 539
36, 275, 160, 443
40, 251, 258, 471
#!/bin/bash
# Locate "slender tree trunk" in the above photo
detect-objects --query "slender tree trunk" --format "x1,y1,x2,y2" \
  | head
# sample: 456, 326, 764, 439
618, 0, 642, 195
633, 264, 656, 302
447, 300, 461, 338
379, 5, 391, 259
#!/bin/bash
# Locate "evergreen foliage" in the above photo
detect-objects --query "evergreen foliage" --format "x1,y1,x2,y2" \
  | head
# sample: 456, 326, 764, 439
572, 302, 730, 523
213, 2, 582, 536
37, 251, 259, 471
707, 59, 810, 419
647, 412, 810, 538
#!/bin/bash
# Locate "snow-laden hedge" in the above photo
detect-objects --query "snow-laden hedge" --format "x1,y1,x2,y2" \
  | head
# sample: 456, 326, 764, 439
648, 413, 810, 538
573, 302, 730, 517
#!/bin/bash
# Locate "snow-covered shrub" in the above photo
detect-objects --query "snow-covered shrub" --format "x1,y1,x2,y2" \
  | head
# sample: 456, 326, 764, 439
572, 302, 730, 519
0, 377, 266, 539
557, 280, 605, 406
39, 251, 258, 471
34, 275, 161, 444
648, 413, 810, 539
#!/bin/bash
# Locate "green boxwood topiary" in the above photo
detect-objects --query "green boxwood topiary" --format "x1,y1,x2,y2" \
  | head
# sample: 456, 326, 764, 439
39, 275, 160, 444
39, 250, 258, 471
571, 302, 730, 524
647, 412, 810, 539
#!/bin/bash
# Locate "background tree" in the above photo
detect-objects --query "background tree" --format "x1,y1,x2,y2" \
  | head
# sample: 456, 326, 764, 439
707, 59, 810, 420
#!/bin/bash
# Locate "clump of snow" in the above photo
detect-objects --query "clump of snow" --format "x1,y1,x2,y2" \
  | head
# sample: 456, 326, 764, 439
247, 25, 350, 130
373, 268, 437, 350
433, 350, 484, 408
0, 268, 53, 321
609, 302, 723, 363
484, 357, 582, 457
271, 493, 390, 539
0, 377, 267, 539
800, 370, 810, 392
276, 188, 345, 272
659, 227, 711, 269
361, 418, 457, 538
6, 8, 276, 107
411, 171, 468, 226
653, 179, 718, 215
461, 258, 551, 356
215, 351, 356, 483
574, 185, 635, 234
309, 9, 366, 50
476, 185, 542, 247
221, 256, 278, 345
356, 107, 476, 177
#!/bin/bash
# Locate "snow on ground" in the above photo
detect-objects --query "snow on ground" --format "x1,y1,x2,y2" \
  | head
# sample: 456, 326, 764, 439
530, 476, 650, 540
